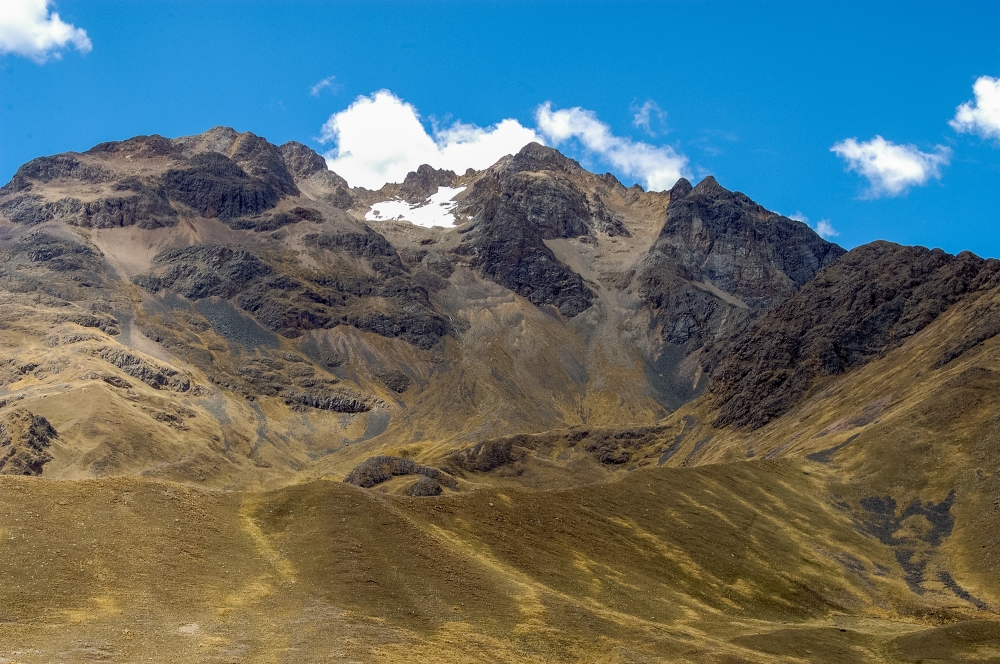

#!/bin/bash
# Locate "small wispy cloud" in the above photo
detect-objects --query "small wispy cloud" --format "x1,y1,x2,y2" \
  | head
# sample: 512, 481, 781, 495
786, 211, 838, 240
310, 75, 339, 97
816, 220, 839, 239
536, 102, 689, 191
631, 100, 665, 135
949, 75, 1000, 141
830, 135, 950, 198
0, 0, 91, 62
319, 90, 540, 188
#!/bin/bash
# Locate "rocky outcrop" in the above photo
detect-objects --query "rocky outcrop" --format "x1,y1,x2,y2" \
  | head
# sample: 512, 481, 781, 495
283, 389, 376, 413
279, 141, 328, 179
344, 455, 457, 489
633, 176, 844, 408
134, 236, 451, 348
86, 133, 182, 159
163, 152, 281, 221
407, 475, 443, 496
399, 164, 458, 201
134, 245, 273, 300
0, 408, 57, 475
0, 154, 114, 194
709, 242, 1000, 429
450, 436, 530, 472
281, 142, 355, 209
0, 185, 177, 229
639, 176, 844, 346
97, 347, 191, 392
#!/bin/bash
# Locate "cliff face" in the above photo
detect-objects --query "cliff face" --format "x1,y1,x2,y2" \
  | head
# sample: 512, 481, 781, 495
629, 176, 844, 405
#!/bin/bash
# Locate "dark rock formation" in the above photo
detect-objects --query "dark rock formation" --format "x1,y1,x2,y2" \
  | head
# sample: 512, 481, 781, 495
372, 367, 410, 393
407, 475, 443, 496
0, 408, 57, 475
0, 232, 120, 313
134, 238, 451, 348
635, 176, 844, 408
283, 389, 374, 413
344, 455, 457, 489
134, 245, 273, 300
400, 164, 457, 201
97, 347, 191, 392
0, 154, 113, 194
639, 176, 844, 345
86, 134, 181, 159
225, 132, 299, 196
710, 242, 1000, 429
453, 146, 599, 316
163, 152, 280, 221
450, 436, 531, 472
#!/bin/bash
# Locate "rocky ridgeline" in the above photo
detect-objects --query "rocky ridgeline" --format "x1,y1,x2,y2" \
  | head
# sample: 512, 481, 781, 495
632, 176, 845, 406
0, 128, 322, 232
709, 241, 1000, 429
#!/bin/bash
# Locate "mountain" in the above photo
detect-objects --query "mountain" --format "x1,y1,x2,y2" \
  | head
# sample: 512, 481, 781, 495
0, 127, 997, 662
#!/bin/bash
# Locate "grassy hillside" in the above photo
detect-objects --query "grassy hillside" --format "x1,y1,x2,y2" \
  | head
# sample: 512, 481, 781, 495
0, 458, 996, 662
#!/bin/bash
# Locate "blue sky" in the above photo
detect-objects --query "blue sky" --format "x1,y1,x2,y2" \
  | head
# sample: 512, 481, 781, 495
2, 1, 999, 256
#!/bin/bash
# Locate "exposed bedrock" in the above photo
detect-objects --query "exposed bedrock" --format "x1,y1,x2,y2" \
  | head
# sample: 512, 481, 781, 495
133, 239, 451, 348
163, 152, 280, 221
0, 408, 57, 476
344, 455, 458, 490
453, 144, 610, 317
709, 241, 1000, 429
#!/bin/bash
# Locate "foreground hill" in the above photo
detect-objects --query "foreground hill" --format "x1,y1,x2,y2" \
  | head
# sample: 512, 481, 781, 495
0, 127, 998, 661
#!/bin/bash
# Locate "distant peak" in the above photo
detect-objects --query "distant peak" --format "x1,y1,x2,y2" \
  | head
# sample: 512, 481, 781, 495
401, 164, 458, 199
692, 175, 725, 195
508, 142, 582, 175
667, 177, 693, 200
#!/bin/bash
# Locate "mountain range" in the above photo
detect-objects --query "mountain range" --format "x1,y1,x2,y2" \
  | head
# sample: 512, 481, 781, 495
0, 127, 997, 662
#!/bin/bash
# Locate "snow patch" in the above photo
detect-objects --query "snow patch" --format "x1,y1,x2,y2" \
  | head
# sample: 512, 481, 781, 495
365, 186, 467, 228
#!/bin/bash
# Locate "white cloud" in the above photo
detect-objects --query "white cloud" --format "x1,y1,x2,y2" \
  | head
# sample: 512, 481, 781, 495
830, 135, 950, 197
310, 75, 338, 97
319, 90, 540, 189
536, 102, 689, 191
785, 211, 838, 239
950, 75, 1000, 140
0, 0, 91, 62
631, 100, 665, 135
815, 220, 839, 239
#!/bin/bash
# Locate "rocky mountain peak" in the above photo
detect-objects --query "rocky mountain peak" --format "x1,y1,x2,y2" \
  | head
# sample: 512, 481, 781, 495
507, 142, 585, 176
691, 174, 724, 195
666, 177, 693, 199
400, 164, 458, 200
279, 141, 329, 179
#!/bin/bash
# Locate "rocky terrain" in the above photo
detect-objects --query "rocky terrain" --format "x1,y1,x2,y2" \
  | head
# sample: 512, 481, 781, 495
0, 127, 997, 662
